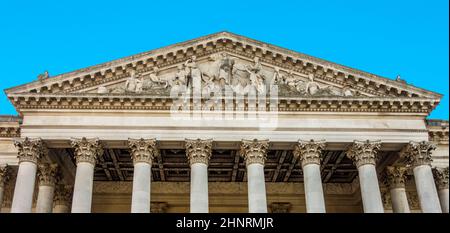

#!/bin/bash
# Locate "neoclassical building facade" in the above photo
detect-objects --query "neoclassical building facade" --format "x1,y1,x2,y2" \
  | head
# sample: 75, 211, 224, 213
0, 32, 448, 213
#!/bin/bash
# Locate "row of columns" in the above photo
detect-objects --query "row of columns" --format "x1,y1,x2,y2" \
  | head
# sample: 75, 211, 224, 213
1, 137, 448, 213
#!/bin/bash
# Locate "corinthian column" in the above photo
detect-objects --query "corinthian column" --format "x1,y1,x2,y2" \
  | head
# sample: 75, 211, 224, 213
54, 184, 73, 213
240, 139, 269, 213
432, 167, 449, 213
384, 166, 410, 213
11, 137, 46, 213
0, 165, 10, 213
185, 139, 212, 213
128, 138, 158, 213
36, 163, 59, 213
294, 140, 326, 213
71, 137, 103, 213
346, 140, 384, 213
400, 141, 441, 213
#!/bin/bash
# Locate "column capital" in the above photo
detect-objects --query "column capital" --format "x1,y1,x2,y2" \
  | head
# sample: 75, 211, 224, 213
399, 141, 436, 167
37, 163, 59, 187
0, 164, 10, 188
54, 184, 73, 206
240, 139, 269, 166
70, 137, 103, 166
432, 167, 449, 190
14, 137, 47, 164
185, 139, 212, 166
128, 138, 158, 165
269, 202, 292, 213
346, 140, 381, 168
293, 139, 325, 167
384, 166, 408, 189
151, 202, 169, 213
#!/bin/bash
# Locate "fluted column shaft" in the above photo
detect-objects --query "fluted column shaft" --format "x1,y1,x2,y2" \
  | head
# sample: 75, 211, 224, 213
400, 141, 441, 213
347, 140, 384, 213
241, 139, 269, 213
36, 163, 59, 213
71, 138, 102, 213
385, 166, 410, 213
433, 167, 449, 213
11, 138, 45, 213
294, 140, 326, 213
186, 139, 212, 213
129, 138, 158, 213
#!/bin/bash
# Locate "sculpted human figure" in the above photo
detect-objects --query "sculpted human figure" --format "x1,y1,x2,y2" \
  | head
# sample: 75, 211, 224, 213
145, 67, 168, 89
125, 70, 143, 93
218, 52, 235, 87
305, 73, 320, 95
174, 64, 188, 86
271, 67, 283, 85
185, 56, 202, 89
245, 57, 266, 93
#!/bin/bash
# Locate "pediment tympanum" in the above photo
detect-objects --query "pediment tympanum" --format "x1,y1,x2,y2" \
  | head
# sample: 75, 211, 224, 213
80, 52, 358, 98
5, 32, 442, 114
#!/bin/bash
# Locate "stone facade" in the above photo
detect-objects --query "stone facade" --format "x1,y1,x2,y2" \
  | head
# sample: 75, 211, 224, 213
0, 32, 448, 213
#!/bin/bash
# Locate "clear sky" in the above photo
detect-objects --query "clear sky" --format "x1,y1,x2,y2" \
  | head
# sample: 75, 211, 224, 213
0, 0, 448, 119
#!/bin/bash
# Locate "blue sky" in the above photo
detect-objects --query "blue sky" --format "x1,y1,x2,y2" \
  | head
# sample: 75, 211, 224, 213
0, 0, 448, 119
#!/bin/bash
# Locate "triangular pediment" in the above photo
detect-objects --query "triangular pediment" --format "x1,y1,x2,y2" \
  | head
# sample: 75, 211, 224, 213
4, 32, 442, 114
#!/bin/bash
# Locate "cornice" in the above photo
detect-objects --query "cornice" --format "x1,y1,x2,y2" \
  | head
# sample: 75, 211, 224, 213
7, 93, 438, 114
427, 119, 449, 143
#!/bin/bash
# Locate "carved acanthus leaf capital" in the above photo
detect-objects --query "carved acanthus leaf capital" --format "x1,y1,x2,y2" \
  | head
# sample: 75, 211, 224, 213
432, 167, 449, 190
381, 189, 392, 209
269, 202, 292, 213
54, 184, 73, 206
384, 166, 408, 189
399, 141, 436, 167
151, 202, 169, 213
37, 163, 59, 187
128, 138, 158, 165
0, 164, 10, 187
185, 139, 212, 166
346, 140, 381, 168
240, 139, 269, 166
14, 137, 47, 164
71, 137, 103, 166
293, 139, 325, 167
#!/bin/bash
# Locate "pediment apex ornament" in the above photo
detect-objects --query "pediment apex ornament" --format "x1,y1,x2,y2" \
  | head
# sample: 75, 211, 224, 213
185, 138, 213, 166
37, 71, 49, 81
399, 141, 436, 167
14, 137, 47, 164
37, 163, 60, 187
432, 167, 449, 190
346, 140, 381, 168
240, 139, 270, 166
128, 138, 158, 165
384, 166, 408, 189
70, 137, 103, 166
293, 139, 326, 167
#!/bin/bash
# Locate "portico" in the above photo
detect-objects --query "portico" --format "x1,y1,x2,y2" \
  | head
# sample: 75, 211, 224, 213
0, 32, 448, 213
